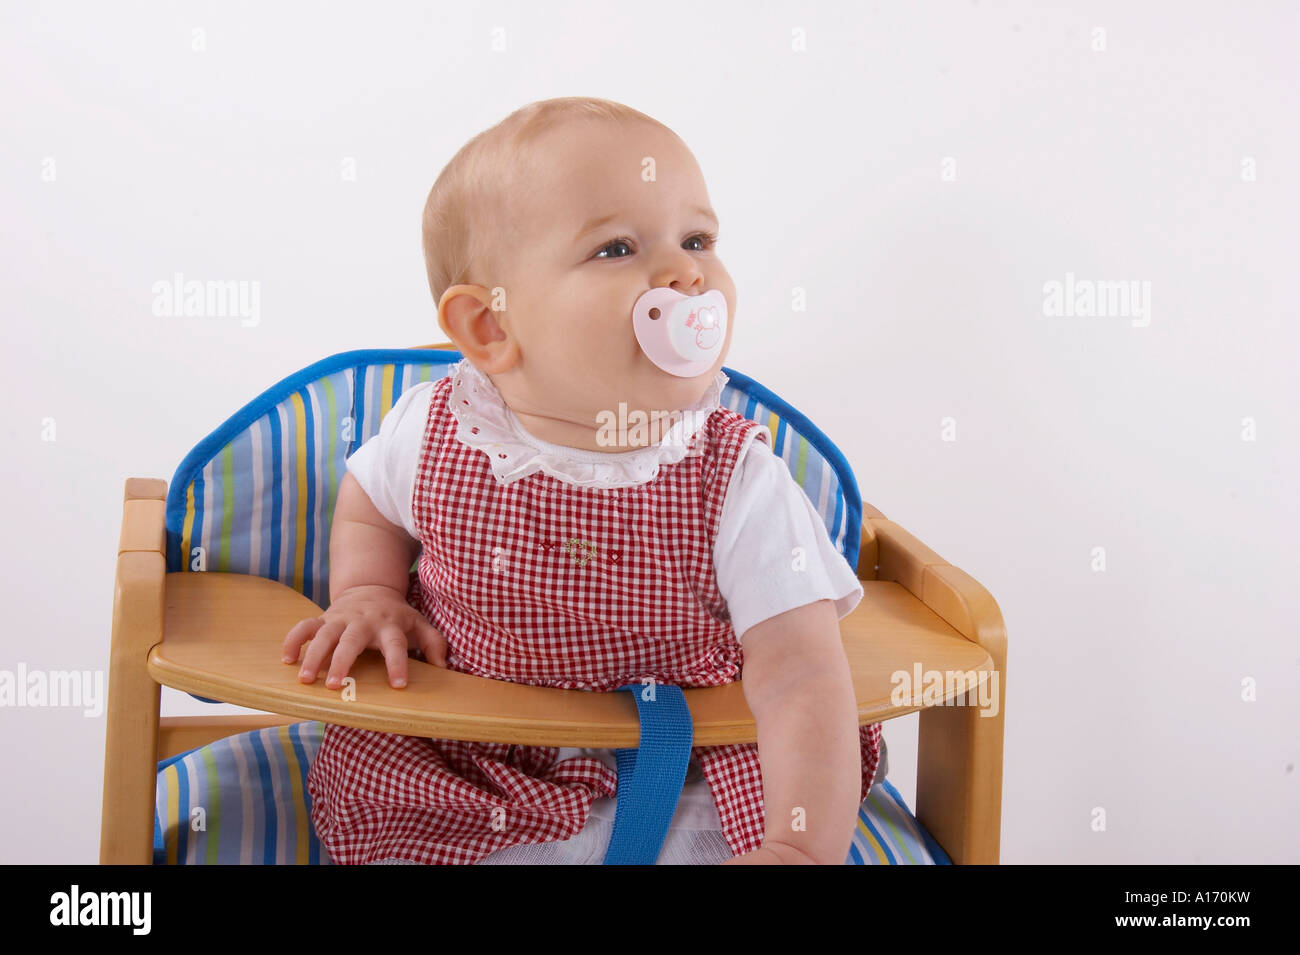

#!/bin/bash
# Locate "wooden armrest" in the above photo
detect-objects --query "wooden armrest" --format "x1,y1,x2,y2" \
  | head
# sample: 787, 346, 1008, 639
148, 573, 993, 747
119, 479, 166, 555
870, 518, 1006, 658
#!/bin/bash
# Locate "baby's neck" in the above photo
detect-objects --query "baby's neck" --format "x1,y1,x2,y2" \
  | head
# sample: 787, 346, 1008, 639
508, 406, 682, 454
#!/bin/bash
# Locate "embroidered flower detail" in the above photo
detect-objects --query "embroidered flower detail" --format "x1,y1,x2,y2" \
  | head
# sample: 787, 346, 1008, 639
564, 538, 597, 567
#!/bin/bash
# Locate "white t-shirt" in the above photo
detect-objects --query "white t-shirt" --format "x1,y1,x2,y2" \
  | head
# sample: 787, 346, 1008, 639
345, 370, 867, 855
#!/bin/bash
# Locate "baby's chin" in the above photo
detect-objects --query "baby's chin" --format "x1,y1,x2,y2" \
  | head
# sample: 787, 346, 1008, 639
608, 366, 717, 416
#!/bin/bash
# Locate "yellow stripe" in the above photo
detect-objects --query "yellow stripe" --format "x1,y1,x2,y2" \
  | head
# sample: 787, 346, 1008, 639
278, 724, 311, 865
291, 393, 308, 594
182, 483, 196, 570
164, 763, 180, 865
855, 811, 889, 863
381, 363, 395, 416
766, 410, 779, 447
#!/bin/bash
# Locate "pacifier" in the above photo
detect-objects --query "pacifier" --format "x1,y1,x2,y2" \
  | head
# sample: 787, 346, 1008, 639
631, 287, 728, 378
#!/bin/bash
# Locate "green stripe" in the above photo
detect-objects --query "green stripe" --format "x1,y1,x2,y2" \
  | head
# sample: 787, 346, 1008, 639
201, 745, 221, 864
219, 443, 234, 572
795, 434, 809, 486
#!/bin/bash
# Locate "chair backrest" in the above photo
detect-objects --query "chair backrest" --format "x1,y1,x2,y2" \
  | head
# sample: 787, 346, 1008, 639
166, 348, 862, 608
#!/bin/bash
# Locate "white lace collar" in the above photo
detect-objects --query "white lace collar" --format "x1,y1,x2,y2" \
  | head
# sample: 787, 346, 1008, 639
447, 358, 728, 488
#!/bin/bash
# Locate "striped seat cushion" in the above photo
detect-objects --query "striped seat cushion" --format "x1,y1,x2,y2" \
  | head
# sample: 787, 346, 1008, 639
153, 722, 949, 865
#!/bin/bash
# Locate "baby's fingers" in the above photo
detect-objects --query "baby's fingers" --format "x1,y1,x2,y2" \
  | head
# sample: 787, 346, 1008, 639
376, 624, 410, 688
298, 619, 346, 684
282, 616, 325, 663
411, 617, 448, 668
324, 621, 371, 690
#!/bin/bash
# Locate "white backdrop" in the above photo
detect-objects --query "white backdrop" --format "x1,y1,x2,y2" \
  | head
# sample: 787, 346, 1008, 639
2, 0, 1296, 864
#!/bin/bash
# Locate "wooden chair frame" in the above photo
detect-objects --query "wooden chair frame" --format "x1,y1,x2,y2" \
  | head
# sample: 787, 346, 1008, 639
101, 351, 1008, 865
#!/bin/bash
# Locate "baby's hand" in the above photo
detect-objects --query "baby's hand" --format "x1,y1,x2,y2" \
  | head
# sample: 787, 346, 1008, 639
281, 584, 448, 690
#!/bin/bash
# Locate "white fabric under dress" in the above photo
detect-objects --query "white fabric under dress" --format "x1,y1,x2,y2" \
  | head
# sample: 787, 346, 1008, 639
370, 749, 735, 865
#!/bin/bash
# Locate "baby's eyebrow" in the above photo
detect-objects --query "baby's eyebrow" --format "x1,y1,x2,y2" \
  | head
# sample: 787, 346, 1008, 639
572, 212, 620, 245
571, 205, 719, 245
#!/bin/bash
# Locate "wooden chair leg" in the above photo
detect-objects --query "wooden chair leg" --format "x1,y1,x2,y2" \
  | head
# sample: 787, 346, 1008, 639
869, 518, 1008, 865
100, 480, 166, 864
916, 689, 1005, 864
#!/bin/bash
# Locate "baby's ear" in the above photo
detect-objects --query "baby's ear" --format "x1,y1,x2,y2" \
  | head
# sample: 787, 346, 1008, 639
438, 284, 517, 373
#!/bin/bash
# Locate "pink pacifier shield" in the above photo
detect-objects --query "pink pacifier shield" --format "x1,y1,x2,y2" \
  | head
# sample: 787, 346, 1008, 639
632, 288, 728, 377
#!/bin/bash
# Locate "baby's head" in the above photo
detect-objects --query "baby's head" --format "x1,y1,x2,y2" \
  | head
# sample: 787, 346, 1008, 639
422, 97, 736, 453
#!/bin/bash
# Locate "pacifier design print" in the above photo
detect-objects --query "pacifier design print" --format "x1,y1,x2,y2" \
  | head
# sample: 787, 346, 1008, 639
632, 287, 728, 378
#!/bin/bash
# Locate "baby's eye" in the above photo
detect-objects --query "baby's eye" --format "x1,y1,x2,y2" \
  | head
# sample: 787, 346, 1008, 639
684, 232, 718, 252
594, 238, 634, 259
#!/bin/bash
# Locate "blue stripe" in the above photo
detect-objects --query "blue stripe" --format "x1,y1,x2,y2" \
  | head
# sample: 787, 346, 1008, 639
288, 722, 320, 865
212, 736, 240, 864
247, 729, 278, 865
774, 414, 788, 457
268, 407, 283, 586
846, 832, 866, 865
393, 362, 406, 403
351, 365, 367, 459
831, 481, 845, 553
302, 387, 317, 604
175, 756, 190, 864
257, 412, 274, 579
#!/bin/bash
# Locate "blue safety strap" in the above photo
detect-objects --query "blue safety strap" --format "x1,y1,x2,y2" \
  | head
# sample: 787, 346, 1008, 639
602, 683, 694, 865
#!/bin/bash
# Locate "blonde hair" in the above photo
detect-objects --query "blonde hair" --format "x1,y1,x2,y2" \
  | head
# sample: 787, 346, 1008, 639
421, 97, 674, 306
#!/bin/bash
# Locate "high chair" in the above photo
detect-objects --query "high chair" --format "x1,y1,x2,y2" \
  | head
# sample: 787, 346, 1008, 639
102, 344, 1007, 865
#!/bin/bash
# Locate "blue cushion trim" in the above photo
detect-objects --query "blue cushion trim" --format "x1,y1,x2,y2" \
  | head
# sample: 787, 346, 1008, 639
603, 684, 694, 865
719, 365, 863, 571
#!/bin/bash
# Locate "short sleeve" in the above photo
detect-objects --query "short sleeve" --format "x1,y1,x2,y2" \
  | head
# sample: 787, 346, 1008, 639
343, 380, 435, 543
714, 435, 864, 641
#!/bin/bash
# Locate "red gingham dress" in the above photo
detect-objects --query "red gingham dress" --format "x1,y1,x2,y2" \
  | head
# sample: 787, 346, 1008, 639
307, 369, 883, 864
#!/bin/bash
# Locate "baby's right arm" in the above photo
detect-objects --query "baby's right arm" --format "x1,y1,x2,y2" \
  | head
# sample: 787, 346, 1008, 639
281, 472, 447, 689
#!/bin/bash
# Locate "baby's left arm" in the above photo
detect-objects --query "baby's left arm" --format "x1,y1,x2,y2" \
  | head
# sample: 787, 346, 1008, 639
712, 431, 866, 865
722, 598, 861, 865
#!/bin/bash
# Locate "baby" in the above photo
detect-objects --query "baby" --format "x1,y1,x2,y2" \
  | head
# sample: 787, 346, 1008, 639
281, 97, 883, 865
